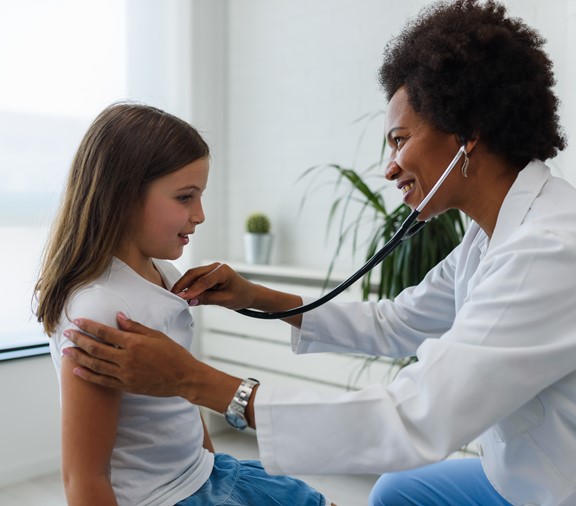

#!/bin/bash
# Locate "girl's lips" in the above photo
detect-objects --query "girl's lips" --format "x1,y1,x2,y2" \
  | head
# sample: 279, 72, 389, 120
178, 234, 189, 245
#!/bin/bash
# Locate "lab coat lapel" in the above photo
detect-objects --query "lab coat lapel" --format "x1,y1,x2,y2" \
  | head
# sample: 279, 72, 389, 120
487, 160, 551, 253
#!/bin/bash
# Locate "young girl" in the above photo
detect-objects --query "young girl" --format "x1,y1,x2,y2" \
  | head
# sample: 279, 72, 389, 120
34, 103, 328, 505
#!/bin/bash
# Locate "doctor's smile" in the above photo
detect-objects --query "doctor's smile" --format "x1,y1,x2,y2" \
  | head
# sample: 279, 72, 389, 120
399, 180, 415, 196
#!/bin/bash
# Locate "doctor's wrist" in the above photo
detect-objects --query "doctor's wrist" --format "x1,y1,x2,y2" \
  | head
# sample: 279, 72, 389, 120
251, 286, 304, 327
181, 361, 243, 414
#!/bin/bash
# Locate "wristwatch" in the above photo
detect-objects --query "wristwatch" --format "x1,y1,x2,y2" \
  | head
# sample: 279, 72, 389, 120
224, 377, 260, 431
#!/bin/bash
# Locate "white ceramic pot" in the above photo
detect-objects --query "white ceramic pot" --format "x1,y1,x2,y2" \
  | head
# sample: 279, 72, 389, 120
243, 233, 273, 264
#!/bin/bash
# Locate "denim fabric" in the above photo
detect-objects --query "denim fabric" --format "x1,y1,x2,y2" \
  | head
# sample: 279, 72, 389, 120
369, 458, 513, 506
175, 453, 325, 506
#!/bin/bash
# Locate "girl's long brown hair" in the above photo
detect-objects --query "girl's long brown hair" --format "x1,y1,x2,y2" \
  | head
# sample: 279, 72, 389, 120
34, 103, 209, 335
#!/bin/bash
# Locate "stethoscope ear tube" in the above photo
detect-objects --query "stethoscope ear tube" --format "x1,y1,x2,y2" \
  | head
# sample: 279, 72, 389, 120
236, 145, 465, 320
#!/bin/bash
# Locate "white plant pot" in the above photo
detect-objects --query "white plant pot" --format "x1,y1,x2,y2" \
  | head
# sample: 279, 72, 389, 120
244, 233, 273, 265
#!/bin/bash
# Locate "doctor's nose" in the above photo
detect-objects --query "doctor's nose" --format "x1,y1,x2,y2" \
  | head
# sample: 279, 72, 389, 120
385, 160, 401, 181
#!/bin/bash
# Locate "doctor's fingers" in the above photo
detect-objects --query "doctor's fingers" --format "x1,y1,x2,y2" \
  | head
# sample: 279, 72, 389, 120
69, 316, 132, 349
64, 348, 124, 390
63, 327, 126, 364
194, 287, 253, 311
180, 266, 254, 306
73, 366, 124, 390
62, 344, 123, 384
172, 261, 225, 296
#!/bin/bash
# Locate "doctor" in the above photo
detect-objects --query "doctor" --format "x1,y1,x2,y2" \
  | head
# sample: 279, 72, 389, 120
63, 1, 576, 505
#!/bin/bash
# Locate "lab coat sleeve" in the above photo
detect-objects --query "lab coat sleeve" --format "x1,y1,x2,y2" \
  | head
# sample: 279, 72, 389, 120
291, 242, 460, 358
255, 226, 576, 476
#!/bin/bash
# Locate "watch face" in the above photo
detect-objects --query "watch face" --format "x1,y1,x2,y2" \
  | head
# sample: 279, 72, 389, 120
225, 407, 248, 430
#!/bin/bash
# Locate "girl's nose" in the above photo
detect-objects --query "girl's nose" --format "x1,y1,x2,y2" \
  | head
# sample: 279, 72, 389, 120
385, 160, 401, 181
192, 204, 205, 225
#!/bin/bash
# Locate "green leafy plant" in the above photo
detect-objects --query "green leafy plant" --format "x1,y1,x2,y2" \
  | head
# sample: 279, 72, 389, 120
300, 110, 467, 301
245, 212, 271, 234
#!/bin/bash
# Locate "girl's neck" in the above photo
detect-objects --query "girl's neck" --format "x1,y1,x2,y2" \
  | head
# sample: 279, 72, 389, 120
115, 251, 166, 288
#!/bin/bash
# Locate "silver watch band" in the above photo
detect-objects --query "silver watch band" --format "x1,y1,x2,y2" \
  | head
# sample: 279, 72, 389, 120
225, 377, 260, 430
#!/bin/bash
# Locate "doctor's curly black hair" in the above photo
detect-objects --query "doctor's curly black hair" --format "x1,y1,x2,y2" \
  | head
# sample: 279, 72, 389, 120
379, 0, 566, 168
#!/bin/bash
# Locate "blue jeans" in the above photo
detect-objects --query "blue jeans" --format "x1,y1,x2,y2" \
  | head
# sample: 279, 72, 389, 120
175, 453, 325, 506
369, 458, 513, 505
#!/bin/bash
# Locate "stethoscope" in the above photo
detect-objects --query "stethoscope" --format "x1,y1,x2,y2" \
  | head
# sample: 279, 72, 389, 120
237, 145, 467, 320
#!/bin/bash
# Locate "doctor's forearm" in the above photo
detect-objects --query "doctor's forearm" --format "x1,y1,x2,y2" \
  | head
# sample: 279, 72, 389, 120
251, 284, 303, 328
181, 360, 258, 429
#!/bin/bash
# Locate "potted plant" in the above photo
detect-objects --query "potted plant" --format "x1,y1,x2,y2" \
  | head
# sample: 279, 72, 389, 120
244, 212, 273, 265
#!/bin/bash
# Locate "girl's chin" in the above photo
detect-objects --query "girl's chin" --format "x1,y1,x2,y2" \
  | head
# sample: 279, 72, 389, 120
156, 248, 184, 261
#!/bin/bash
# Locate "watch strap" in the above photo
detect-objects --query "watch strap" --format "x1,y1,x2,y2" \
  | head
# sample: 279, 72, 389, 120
225, 377, 260, 430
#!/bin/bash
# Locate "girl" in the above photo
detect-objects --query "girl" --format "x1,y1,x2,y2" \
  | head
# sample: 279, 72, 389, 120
34, 103, 328, 505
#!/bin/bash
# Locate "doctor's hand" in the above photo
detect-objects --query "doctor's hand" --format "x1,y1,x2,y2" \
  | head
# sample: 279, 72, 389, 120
174, 262, 305, 328
64, 313, 247, 416
172, 262, 259, 310
63, 313, 199, 397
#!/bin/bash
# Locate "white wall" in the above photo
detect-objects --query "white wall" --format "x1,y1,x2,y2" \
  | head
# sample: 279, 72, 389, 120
193, 0, 576, 273
0, 356, 61, 487
181, 0, 230, 271
223, 0, 418, 272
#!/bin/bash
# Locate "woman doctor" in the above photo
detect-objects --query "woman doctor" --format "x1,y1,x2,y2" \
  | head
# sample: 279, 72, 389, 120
63, 1, 576, 504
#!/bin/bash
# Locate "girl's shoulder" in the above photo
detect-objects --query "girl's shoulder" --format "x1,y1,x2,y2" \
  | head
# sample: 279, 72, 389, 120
66, 283, 132, 328
52, 283, 132, 356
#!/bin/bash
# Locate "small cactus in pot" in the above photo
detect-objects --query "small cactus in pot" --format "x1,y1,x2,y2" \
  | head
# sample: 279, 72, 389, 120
244, 212, 273, 264
246, 212, 271, 234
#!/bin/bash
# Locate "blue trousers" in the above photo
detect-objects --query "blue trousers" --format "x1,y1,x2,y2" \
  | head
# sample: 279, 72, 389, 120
175, 453, 325, 506
369, 458, 513, 506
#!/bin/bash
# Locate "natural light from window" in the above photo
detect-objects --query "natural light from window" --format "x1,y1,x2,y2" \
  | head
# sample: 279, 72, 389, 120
0, 0, 128, 350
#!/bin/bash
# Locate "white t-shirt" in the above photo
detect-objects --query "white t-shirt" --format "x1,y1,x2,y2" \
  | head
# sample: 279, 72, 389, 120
51, 258, 213, 506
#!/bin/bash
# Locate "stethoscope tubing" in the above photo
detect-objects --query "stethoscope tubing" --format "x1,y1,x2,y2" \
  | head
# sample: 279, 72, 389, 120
236, 146, 466, 320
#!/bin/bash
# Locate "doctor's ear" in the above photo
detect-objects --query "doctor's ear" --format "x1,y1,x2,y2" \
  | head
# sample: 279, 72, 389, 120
455, 134, 479, 155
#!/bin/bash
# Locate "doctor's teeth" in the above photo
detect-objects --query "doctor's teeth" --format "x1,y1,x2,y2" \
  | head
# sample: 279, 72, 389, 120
402, 182, 415, 194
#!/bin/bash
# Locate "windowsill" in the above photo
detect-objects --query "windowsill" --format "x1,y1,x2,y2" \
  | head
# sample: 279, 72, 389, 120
0, 343, 50, 362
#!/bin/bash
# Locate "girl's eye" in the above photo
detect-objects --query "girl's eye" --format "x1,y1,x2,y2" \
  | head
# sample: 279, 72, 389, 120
393, 136, 405, 147
177, 194, 195, 203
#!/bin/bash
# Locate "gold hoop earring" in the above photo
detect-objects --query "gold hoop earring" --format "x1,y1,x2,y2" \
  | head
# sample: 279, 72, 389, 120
461, 151, 470, 178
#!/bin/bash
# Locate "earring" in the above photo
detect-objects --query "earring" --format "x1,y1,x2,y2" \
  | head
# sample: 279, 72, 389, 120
461, 151, 470, 178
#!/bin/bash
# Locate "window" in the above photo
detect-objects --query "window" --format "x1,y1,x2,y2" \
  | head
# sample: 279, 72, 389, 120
0, 0, 128, 356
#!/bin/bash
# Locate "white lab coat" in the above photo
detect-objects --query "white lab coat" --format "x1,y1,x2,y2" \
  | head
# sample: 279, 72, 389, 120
254, 160, 576, 506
